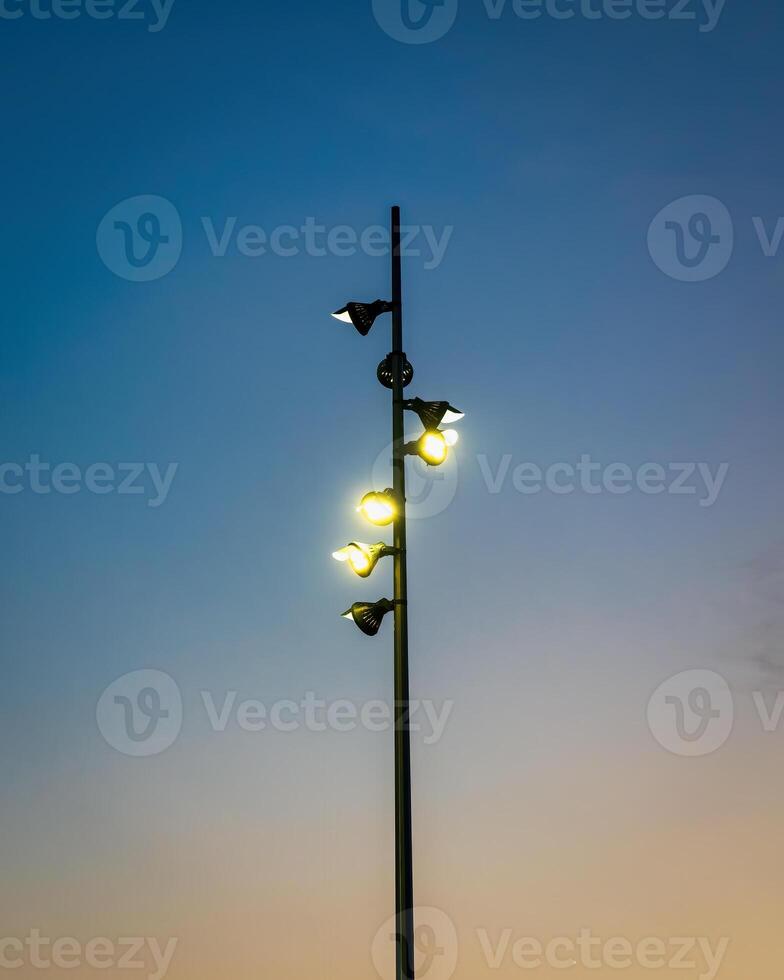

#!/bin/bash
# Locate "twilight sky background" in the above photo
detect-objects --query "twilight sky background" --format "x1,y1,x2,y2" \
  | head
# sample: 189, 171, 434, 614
1, 0, 783, 978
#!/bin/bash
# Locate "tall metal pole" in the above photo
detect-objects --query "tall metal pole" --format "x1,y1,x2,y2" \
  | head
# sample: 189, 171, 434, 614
391, 205, 415, 980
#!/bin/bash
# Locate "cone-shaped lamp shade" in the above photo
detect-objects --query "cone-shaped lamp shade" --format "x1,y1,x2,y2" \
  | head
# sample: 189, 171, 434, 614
357, 489, 397, 526
332, 542, 395, 578
331, 300, 392, 337
403, 398, 464, 430
341, 598, 395, 637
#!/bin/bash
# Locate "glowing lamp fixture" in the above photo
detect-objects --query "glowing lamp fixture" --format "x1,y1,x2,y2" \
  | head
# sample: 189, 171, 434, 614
404, 429, 458, 466
402, 398, 465, 431
332, 300, 393, 337
332, 541, 397, 578
357, 489, 397, 526
341, 598, 396, 637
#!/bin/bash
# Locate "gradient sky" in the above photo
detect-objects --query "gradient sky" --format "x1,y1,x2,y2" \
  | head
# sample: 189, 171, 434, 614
2, 1, 783, 978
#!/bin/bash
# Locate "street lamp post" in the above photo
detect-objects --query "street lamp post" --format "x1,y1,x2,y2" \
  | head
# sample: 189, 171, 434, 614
390, 206, 415, 980
332, 205, 464, 980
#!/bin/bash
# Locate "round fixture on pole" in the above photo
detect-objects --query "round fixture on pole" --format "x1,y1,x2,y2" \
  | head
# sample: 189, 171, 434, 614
404, 429, 458, 466
377, 353, 414, 390
357, 489, 398, 526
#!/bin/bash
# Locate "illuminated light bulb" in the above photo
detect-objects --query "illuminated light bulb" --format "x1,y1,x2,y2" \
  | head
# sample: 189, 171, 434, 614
332, 541, 395, 579
418, 430, 448, 466
358, 490, 397, 526
348, 546, 371, 575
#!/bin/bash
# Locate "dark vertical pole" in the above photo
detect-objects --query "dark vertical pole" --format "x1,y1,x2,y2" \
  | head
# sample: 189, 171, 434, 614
391, 205, 415, 980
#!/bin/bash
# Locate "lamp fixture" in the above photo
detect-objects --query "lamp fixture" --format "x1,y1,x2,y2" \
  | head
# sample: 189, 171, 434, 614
357, 489, 398, 526
332, 300, 393, 337
332, 541, 397, 578
341, 598, 396, 637
402, 398, 464, 431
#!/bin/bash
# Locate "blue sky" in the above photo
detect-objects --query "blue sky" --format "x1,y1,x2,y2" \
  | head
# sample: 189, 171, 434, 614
2, 1, 783, 977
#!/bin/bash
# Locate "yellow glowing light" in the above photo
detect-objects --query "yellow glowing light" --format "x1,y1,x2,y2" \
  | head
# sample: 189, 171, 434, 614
419, 431, 448, 466
358, 492, 396, 526
443, 429, 459, 447
333, 542, 379, 577
348, 546, 371, 575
